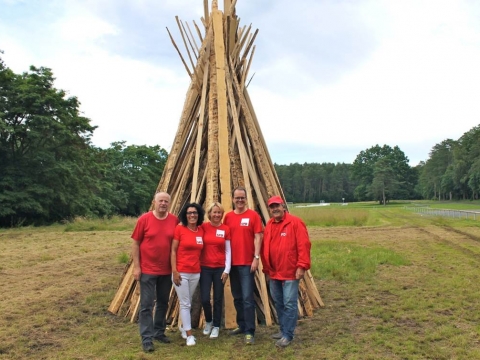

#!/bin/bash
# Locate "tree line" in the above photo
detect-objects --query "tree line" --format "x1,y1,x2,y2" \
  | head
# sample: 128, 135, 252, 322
0, 56, 168, 227
275, 127, 480, 204
1, 56, 479, 226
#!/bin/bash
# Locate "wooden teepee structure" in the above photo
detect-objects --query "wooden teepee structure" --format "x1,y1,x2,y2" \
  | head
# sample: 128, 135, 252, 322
108, 0, 323, 329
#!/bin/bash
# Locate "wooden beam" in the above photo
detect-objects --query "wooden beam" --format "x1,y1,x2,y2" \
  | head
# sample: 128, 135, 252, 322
191, 35, 211, 202
212, 9, 231, 208
204, 0, 209, 25
166, 27, 193, 79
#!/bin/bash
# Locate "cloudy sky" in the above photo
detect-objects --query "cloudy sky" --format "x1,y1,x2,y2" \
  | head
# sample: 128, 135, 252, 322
2, 0, 480, 166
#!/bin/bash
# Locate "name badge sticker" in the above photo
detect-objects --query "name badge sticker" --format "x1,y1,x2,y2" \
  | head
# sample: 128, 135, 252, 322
216, 229, 225, 238
196, 237, 203, 244
240, 218, 250, 226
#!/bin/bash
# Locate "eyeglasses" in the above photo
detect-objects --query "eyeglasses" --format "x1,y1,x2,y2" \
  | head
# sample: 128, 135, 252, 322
186, 211, 198, 215
234, 197, 246, 200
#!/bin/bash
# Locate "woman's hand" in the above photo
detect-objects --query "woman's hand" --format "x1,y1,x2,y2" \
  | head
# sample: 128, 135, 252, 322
173, 271, 182, 286
221, 272, 229, 284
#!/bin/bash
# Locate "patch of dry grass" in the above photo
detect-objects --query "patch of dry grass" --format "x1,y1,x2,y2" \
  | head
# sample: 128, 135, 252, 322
1, 212, 480, 359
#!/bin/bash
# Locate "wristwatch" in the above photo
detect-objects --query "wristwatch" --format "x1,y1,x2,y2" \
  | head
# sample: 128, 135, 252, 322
254, 255, 260, 260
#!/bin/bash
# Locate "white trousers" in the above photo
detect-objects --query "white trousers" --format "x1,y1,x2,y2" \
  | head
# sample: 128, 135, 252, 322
173, 272, 200, 331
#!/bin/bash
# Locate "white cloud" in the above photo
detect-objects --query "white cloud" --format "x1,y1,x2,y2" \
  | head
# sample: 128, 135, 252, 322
1, 0, 480, 165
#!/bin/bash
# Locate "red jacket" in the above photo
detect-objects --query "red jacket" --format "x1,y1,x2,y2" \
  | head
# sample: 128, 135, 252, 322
261, 212, 311, 280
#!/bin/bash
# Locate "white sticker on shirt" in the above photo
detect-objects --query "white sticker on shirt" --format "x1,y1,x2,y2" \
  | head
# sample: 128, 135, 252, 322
216, 229, 225, 238
196, 236, 203, 244
281, 232, 287, 237
240, 218, 250, 226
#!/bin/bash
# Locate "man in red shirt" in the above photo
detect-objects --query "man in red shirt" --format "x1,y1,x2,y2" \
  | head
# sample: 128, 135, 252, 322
261, 195, 311, 348
131, 192, 179, 353
224, 187, 263, 345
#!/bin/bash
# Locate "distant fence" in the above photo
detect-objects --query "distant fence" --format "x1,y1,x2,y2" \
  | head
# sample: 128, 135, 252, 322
405, 206, 480, 221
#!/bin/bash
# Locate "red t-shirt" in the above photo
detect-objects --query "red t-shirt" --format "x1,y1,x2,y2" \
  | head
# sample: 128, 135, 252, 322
174, 224, 204, 273
200, 222, 231, 268
224, 209, 263, 266
131, 212, 179, 275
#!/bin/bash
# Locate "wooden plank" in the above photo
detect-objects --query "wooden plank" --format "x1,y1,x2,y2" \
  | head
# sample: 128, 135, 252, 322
299, 279, 314, 316
223, 277, 236, 329
186, 22, 200, 56
241, 45, 255, 90
243, 89, 285, 203
212, 9, 231, 209
229, 57, 276, 198
176, 16, 197, 68
193, 20, 204, 43
204, 0, 209, 25
108, 261, 135, 314
206, 39, 219, 206
166, 27, 193, 79
304, 269, 324, 307
224, 0, 231, 13
225, 56, 251, 205
191, 34, 211, 202
128, 283, 141, 322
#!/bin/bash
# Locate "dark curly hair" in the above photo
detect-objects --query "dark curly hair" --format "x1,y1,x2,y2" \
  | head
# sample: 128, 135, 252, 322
179, 202, 205, 226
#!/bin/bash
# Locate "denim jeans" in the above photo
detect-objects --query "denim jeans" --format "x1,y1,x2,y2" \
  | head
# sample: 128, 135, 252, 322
200, 266, 225, 327
269, 279, 299, 341
229, 265, 256, 335
139, 273, 172, 344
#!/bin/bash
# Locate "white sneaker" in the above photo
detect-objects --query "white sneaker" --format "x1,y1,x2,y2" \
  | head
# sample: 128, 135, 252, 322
203, 321, 212, 335
179, 325, 187, 339
186, 335, 196, 346
210, 327, 220, 338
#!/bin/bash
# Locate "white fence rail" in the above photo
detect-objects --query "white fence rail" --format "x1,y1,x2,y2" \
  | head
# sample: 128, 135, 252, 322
405, 206, 480, 221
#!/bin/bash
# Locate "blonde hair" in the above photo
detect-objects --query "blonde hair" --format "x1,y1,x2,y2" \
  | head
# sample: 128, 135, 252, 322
206, 202, 225, 220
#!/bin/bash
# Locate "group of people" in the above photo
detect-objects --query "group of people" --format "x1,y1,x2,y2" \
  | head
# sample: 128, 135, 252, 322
131, 187, 311, 353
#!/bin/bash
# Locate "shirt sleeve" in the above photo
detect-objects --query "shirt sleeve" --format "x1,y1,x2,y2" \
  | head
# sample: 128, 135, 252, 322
295, 220, 311, 270
224, 240, 232, 274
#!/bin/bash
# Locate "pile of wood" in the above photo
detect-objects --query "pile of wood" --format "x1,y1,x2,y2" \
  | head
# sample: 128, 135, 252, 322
108, 0, 323, 329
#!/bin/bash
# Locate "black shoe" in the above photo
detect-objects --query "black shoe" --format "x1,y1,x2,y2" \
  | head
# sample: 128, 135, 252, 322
228, 327, 243, 335
142, 341, 154, 352
154, 334, 171, 344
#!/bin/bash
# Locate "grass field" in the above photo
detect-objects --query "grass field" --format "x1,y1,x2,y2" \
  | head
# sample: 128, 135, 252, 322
1, 205, 480, 359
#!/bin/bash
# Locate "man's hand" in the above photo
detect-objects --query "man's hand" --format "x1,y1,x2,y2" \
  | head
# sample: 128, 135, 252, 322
250, 258, 259, 273
295, 267, 305, 280
133, 266, 141, 281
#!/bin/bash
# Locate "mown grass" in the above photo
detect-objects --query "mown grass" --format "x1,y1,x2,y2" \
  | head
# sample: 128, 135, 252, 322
290, 202, 480, 227
311, 241, 410, 282
63, 215, 138, 232
1, 207, 480, 359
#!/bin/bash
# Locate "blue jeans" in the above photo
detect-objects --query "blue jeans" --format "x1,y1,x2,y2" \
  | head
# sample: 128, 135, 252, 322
269, 279, 299, 341
139, 274, 172, 344
200, 266, 225, 327
229, 265, 255, 335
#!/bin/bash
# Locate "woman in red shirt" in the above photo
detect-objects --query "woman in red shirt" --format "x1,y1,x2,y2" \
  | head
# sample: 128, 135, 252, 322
199, 202, 231, 339
171, 202, 205, 346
